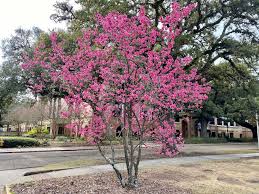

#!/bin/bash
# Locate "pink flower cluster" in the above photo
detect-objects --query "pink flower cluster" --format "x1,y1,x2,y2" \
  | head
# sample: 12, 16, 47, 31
22, 3, 210, 156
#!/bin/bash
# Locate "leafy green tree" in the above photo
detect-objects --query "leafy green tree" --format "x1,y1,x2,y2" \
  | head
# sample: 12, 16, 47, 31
22, 31, 78, 138
0, 27, 43, 125
52, 0, 259, 72
200, 63, 259, 137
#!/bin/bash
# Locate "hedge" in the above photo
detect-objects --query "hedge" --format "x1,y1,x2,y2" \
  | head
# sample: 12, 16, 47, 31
227, 138, 256, 143
185, 137, 228, 144
0, 136, 40, 148
185, 137, 256, 144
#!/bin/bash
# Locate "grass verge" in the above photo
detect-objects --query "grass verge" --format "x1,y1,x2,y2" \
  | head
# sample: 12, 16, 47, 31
11, 157, 259, 194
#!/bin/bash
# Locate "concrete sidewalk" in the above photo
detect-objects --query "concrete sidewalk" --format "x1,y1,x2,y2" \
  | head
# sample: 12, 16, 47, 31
3, 152, 259, 190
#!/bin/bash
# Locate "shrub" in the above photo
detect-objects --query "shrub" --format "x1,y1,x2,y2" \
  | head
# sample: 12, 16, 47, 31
0, 136, 40, 148
26, 127, 50, 138
55, 136, 69, 142
0, 137, 3, 147
227, 138, 256, 143
26, 128, 38, 137
185, 137, 228, 144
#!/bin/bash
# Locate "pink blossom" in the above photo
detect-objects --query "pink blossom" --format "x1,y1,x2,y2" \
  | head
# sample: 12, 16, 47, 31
22, 2, 210, 157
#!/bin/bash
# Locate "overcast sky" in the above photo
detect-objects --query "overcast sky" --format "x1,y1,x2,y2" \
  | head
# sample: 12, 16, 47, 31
0, 0, 66, 64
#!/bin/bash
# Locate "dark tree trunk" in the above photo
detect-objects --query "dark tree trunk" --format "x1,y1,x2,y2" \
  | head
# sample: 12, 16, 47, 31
7, 123, 10, 132
236, 121, 257, 139
17, 123, 21, 136
200, 117, 208, 137
51, 98, 58, 139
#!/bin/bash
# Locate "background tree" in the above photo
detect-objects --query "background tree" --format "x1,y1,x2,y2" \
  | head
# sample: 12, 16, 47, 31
52, 0, 259, 72
2, 98, 49, 136
200, 63, 259, 137
0, 27, 43, 125
51, 0, 130, 30
22, 31, 78, 138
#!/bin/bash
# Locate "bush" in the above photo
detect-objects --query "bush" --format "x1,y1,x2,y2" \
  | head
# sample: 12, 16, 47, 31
26, 127, 50, 138
227, 138, 256, 143
0, 137, 3, 147
185, 137, 228, 144
55, 136, 69, 142
0, 136, 40, 148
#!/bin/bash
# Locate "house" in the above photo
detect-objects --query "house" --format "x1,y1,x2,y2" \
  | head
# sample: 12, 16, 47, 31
175, 113, 253, 139
207, 117, 253, 138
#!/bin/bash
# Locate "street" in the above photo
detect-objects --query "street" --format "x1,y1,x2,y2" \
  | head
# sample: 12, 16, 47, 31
0, 143, 258, 192
0, 143, 257, 171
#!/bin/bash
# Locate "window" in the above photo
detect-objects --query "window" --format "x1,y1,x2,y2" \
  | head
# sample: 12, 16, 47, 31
240, 134, 242, 138
230, 133, 234, 138
211, 132, 216, 138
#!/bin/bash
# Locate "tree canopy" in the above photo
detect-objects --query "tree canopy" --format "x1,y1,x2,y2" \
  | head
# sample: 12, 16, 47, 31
52, 0, 259, 73
201, 63, 259, 137
0, 27, 42, 125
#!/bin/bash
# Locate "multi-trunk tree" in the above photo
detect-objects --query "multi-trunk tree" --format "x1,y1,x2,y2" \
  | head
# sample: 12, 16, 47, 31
23, 3, 210, 188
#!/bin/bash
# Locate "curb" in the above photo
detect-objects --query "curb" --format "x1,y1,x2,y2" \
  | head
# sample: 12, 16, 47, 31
3, 185, 12, 194
0, 147, 97, 154
23, 168, 75, 176
0, 145, 154, 154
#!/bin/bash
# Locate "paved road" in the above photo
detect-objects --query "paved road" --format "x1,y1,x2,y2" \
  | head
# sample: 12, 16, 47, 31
0, 148, 156, 171
0, 143, 257, 171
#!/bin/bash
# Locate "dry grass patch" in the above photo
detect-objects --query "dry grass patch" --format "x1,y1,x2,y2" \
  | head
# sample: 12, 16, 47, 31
43, 159, 106, 171
11, 158, 259, 194
155, 158, 259, 194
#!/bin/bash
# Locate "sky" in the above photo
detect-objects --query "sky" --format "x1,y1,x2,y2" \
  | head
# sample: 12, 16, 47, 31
0, 0, 67, 64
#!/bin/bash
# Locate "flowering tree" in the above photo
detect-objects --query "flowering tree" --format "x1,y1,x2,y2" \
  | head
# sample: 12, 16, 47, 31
23, 3, 210, 188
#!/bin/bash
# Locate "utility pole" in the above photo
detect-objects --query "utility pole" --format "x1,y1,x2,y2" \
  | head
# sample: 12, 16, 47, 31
256, 112, 259, 149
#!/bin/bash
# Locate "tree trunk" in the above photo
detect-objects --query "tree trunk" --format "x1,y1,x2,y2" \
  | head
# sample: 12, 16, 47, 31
200, 117, 208, 137
49, 97, 52, 119
57, 98, 61, 119
252, 129, 257, 139
7, 123, 10, 132
17, 123, 21, 136
236, 121, 257, 139
51, 98, 58, 139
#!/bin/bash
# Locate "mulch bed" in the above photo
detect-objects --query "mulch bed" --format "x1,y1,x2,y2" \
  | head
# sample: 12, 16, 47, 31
11, 171, 191, 194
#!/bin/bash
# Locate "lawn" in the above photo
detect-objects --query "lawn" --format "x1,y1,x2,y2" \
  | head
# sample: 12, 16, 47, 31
10, 157, 259, 194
